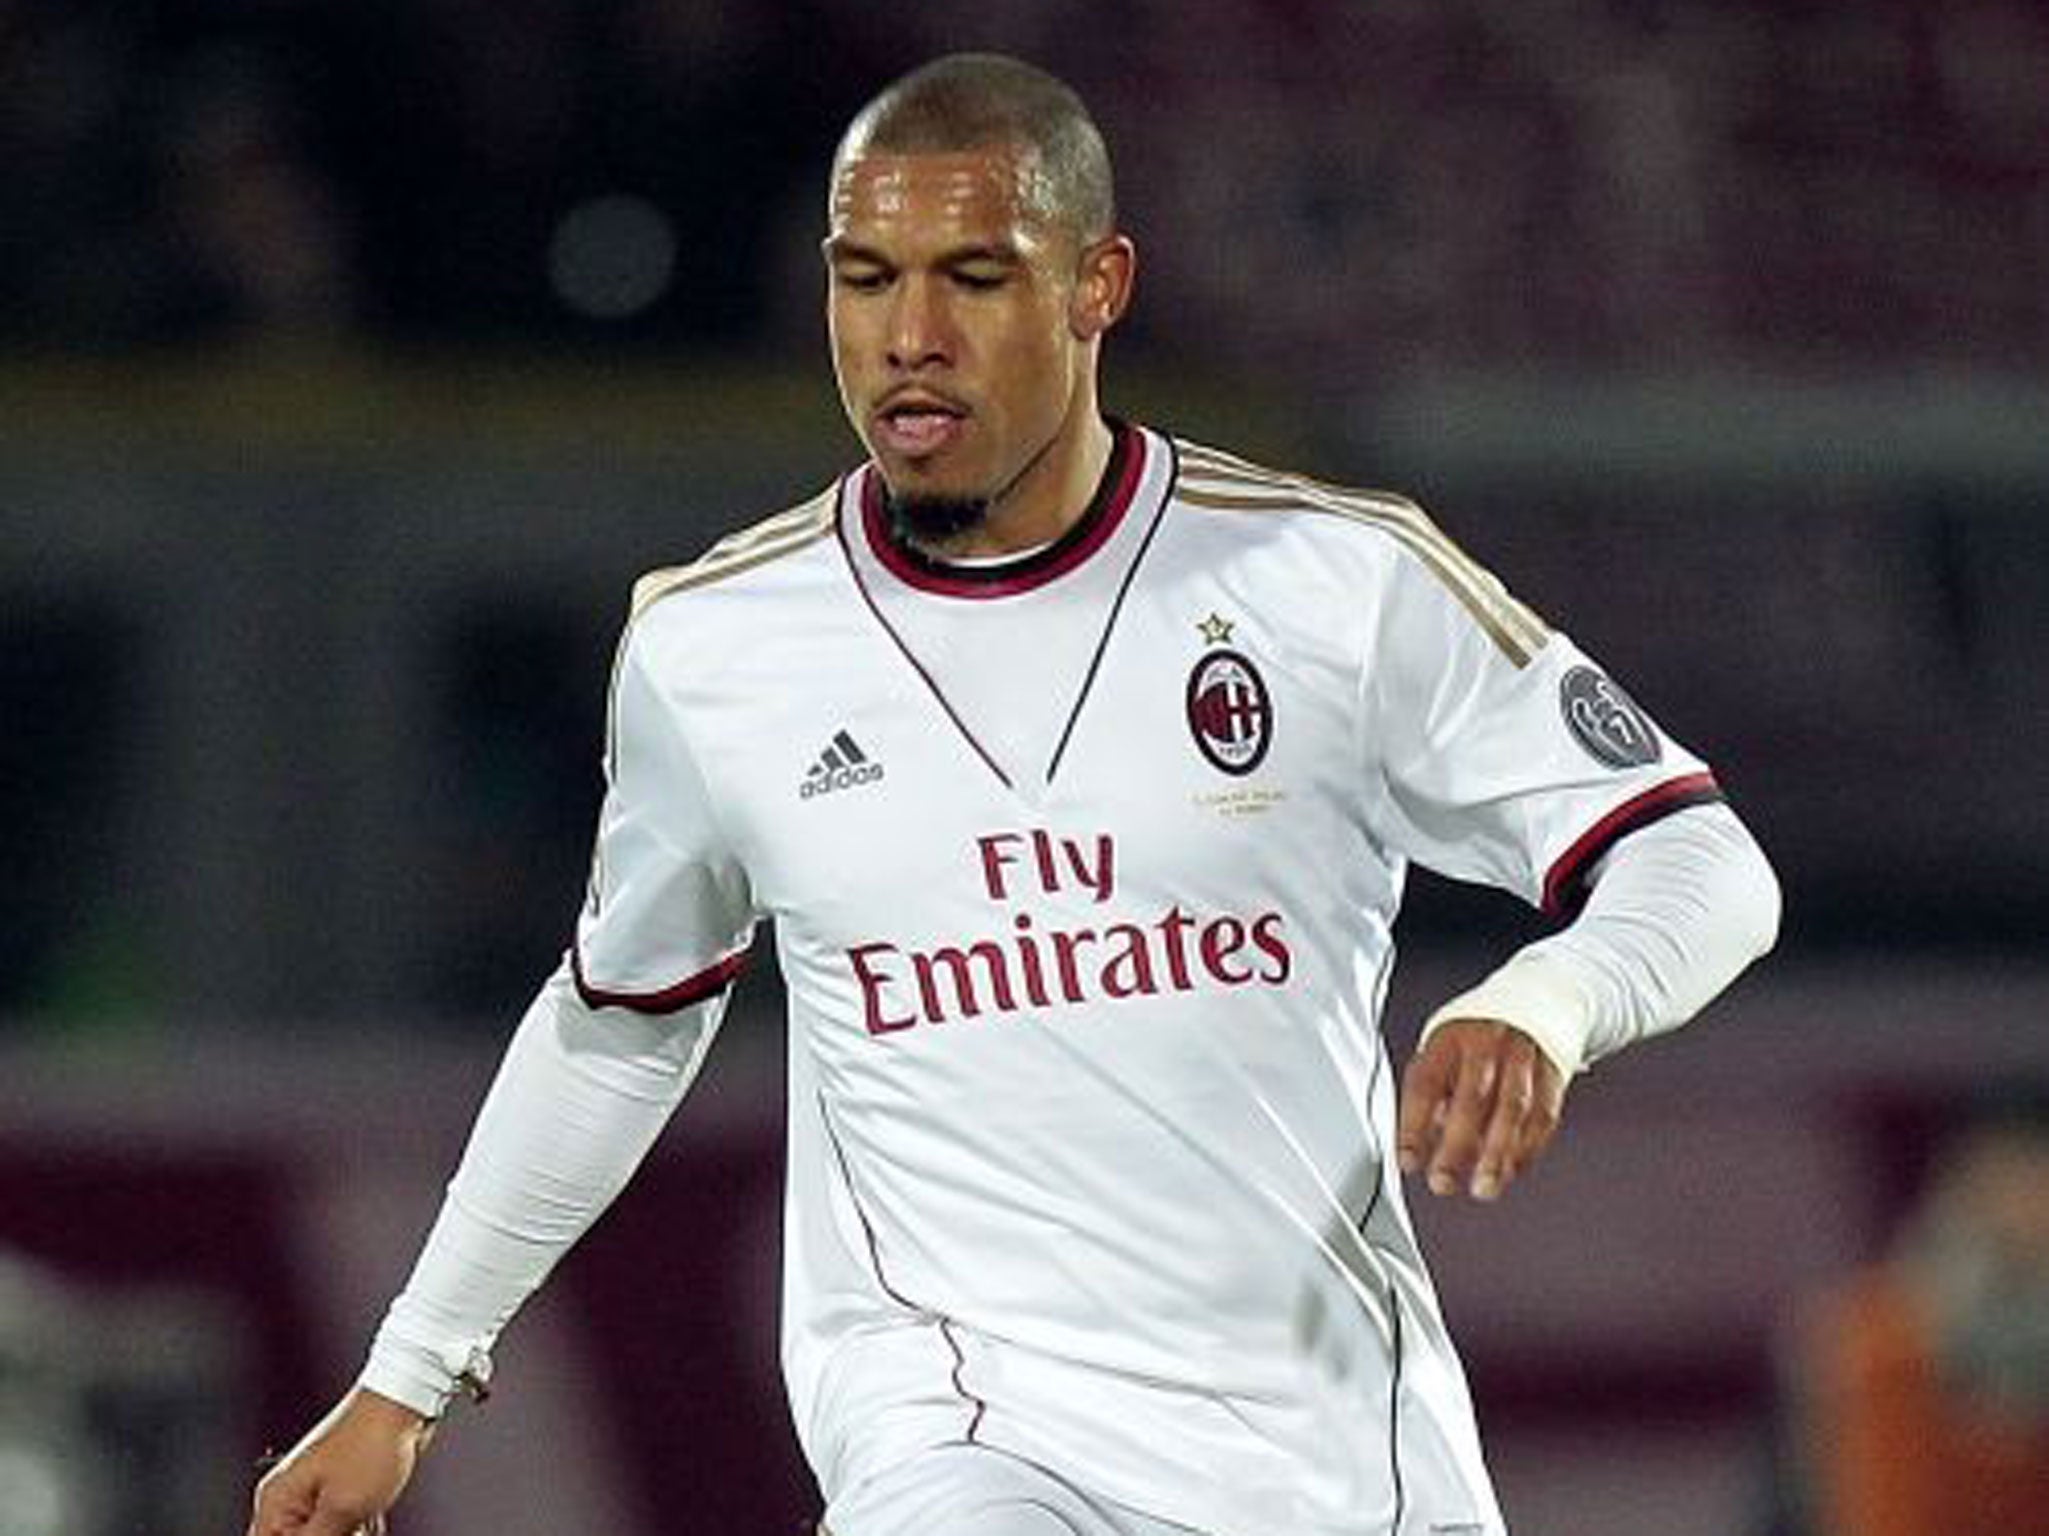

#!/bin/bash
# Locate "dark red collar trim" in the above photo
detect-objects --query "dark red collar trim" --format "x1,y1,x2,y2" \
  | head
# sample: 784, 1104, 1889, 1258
859, 421, 1145, 598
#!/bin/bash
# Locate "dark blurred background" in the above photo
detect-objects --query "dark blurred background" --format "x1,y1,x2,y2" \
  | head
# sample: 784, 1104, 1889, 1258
2, 3, 2046, 1535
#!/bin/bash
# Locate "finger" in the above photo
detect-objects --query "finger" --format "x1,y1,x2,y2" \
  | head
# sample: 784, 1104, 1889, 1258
1396, 1036, 1458, 1173
1426, 1041, 1497, 1196
1514, 1053, 1566, 1170
1469, 1042, 1536, 1201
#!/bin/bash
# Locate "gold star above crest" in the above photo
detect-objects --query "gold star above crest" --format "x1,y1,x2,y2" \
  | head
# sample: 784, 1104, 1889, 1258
1198, 612, 1235, 646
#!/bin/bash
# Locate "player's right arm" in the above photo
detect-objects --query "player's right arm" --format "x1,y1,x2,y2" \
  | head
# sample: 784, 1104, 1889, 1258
244, 966, 725, 1536
246, 603, 757, 1529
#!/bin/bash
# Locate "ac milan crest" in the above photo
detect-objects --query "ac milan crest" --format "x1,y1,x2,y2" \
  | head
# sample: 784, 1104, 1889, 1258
1186, 648, 1273, 776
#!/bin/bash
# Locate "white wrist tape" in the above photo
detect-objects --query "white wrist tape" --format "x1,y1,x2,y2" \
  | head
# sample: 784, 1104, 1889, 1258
1419, 951, 1597, 1079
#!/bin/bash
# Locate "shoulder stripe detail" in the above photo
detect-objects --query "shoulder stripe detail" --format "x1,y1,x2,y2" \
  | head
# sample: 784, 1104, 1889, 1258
1176, 449, 1549, 666
630, 485, 838, 617
1180, 441, 1438, 519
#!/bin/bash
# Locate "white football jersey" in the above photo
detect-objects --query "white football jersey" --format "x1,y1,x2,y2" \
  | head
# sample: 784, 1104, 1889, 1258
573, 424, 1719, 1536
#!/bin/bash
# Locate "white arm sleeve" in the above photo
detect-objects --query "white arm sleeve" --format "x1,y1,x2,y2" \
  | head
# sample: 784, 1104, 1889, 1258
360, 595, 757, 1416
1420, 801, 1781, 1078
359, 960, 728, 1416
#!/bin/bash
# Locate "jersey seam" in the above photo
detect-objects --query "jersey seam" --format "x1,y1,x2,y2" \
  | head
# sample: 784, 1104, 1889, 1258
1353, 1017, 1415, 1534
1388, 1284, 1408, 1531
817, 1092, 990, 1443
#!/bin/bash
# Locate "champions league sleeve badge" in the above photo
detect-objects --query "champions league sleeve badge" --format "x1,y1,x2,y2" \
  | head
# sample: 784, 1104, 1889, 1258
1559, 665, 1662, 769
1187, 613, 1274, 776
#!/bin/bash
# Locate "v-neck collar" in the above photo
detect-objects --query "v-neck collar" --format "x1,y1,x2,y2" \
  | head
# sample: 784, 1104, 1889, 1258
857, 420, 1146, 599
836, 423, 1177, 793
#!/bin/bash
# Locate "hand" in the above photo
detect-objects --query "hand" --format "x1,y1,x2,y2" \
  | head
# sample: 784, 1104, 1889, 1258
247, 1388, 436, 1536
1396, 1018, 1566, 1201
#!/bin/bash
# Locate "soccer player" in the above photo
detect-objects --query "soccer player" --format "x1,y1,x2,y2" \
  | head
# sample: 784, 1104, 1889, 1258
248, 53, 1780, 1536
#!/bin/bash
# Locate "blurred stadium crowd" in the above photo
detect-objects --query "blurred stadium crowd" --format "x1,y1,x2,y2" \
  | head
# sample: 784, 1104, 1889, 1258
3, 0, 2046, 372
7, 0, 2049, 1031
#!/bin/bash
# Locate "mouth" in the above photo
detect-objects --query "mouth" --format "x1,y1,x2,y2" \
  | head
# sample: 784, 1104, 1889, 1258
873, 390, 969, 459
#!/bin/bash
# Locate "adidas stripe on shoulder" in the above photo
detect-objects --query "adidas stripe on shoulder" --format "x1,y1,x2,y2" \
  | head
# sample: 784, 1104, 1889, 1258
1175, 440, 1550, 667
600, 483, 838, 783
631, 484, 839, 619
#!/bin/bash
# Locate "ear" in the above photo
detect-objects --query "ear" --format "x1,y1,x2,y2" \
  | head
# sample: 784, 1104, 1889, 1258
1069, 235, 1137, 340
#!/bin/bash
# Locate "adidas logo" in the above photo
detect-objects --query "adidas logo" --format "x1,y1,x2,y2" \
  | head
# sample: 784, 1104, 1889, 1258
799, 729, 885, 799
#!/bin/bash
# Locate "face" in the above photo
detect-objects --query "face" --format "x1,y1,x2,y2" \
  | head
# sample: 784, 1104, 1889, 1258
824, 144, 1126, 539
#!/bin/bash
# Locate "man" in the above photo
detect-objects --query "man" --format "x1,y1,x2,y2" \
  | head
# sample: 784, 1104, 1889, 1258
249, 53, 1779, 1536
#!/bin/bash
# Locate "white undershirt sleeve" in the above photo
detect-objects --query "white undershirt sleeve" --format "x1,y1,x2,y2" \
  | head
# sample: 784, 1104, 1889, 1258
1419, 801, 1781, 1078
359, 959, 728, 1417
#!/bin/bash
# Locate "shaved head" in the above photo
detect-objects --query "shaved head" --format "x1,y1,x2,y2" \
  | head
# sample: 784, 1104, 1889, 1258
833, 53, 1116, 245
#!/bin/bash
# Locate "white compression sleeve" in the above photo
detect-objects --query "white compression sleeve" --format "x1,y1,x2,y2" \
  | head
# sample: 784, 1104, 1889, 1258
359, 961, 726, 1416
1420, 802, 1781, 1078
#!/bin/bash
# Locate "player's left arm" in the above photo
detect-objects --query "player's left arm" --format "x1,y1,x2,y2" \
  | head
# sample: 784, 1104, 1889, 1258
1396, 799, 1780, 1200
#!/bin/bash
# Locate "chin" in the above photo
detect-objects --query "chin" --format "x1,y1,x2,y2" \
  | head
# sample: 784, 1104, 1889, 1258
885, 489, 991, 546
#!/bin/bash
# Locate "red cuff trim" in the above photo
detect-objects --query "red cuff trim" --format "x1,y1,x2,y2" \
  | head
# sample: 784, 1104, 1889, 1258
570, 942, 751, 1014
1542, 771, 1723, 918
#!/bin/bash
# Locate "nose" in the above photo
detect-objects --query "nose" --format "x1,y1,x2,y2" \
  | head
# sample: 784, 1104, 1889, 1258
886, 275, 951, 371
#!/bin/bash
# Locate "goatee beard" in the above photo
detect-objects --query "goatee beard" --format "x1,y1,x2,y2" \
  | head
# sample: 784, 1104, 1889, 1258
886, 491, 990, 550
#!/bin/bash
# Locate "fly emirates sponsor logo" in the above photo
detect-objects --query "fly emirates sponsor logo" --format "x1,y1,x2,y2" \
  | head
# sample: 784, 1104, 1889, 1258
846, 829, 1293, 1035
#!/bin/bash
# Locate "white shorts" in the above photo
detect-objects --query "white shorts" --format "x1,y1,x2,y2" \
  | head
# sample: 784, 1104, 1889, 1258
823, 1443, 1213, 1536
